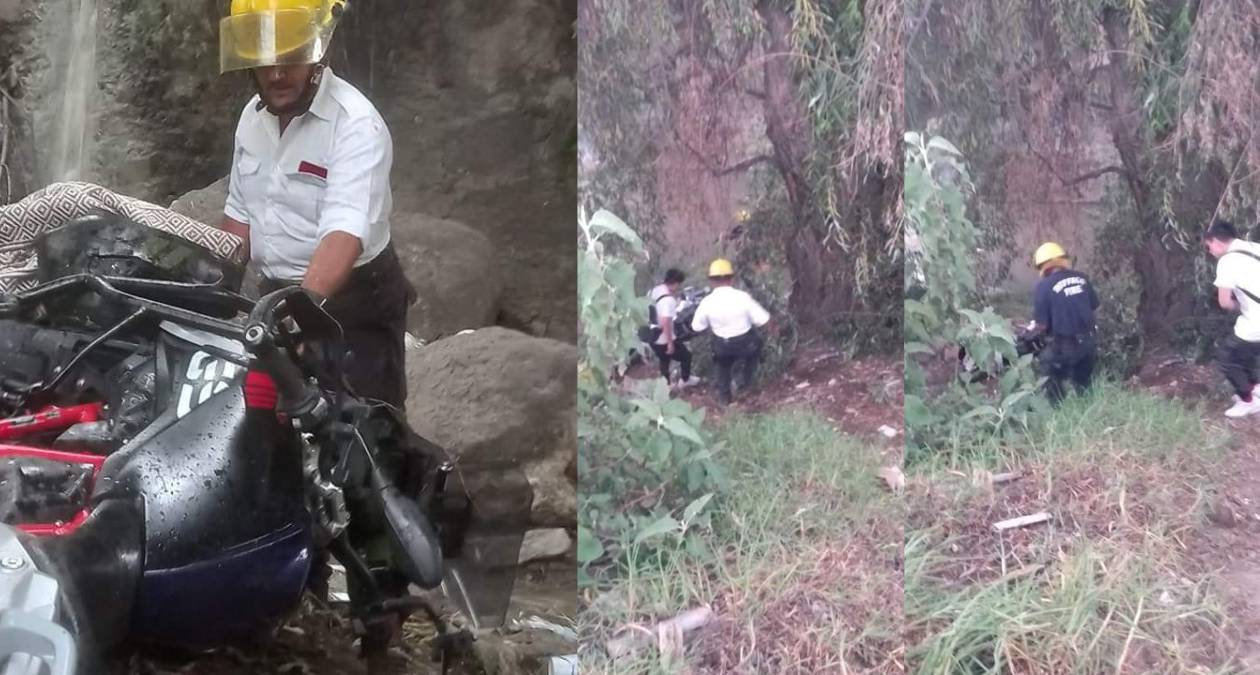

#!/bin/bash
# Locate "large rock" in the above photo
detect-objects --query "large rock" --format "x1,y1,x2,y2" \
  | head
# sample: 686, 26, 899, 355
392, 213, 503, 342
169, 175, 229, 226
405, 327, 576, 527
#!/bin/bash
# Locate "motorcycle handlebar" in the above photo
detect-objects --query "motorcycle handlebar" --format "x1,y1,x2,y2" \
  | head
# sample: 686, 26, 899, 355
243, 288, 331, 422
242, 323, 312, 408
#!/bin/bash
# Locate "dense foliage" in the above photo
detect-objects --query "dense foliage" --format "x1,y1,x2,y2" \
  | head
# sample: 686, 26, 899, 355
904, 133, 1047, 460
577, 209, 723, 586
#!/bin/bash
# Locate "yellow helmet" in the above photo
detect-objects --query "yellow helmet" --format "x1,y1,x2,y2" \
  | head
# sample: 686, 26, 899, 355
220, 0, 348, 74
708, 258, 735, 277
1033, 241, 1068, 268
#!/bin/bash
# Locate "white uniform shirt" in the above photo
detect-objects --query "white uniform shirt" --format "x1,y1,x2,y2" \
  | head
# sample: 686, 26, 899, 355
225, 68, 393, 281
1215, 238, 1260, 341
649, 284, 678, 346
691, 286, 770, 339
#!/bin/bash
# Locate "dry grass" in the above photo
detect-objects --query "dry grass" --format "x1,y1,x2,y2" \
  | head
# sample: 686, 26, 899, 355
579, 411, 903, 674
905, 382, 1238, 674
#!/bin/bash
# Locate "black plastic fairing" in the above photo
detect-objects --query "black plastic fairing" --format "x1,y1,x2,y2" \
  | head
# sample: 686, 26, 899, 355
92, 347, 306, 571
26, 497, 144, 654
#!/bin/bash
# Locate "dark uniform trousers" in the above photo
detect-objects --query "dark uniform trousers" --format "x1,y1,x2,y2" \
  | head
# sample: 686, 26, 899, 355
258, 243, 414, 407
1041, 333, 1096, 405
713, 330, 763, 404
260, 244, 416, 615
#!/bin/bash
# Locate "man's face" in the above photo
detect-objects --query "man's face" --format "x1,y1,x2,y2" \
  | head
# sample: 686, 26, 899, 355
666, 282, 681, 294
1206, 237, 1230, 258
254, 64, 317, 114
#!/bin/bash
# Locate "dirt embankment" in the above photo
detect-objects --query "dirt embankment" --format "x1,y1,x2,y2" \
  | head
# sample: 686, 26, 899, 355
629, 340, 903, 445
1134, 351, 1260, 670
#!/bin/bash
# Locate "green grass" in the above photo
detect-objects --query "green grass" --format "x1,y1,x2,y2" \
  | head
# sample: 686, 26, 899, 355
906, 382, 1237, 674
579, 411, 902, 673
906, 534, 1231, 675
914, 380, 1230, 471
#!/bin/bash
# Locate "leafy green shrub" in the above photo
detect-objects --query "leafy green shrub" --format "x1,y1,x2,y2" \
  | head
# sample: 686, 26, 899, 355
577, 209, 726, 586
904, 133, 1048, 462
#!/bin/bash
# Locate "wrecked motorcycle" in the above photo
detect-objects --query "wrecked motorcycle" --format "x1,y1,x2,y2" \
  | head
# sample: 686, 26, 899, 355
957, 327, 1047, 382
0, 212, 529, 674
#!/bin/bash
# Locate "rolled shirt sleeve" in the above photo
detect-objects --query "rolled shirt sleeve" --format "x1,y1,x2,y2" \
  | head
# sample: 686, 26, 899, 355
318, 116, 391, 243
748, 296, 771, 327
224, 136, 251, 225
691, 303, 710, 334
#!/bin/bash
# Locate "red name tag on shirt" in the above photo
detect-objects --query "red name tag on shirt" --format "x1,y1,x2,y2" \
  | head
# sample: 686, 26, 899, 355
298, 161, 328, 179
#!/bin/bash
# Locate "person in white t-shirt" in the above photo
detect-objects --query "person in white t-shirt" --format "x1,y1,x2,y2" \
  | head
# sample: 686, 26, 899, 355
1205, 219, 1260, 417
647, 268, 699, 388
690, 258, 771, 405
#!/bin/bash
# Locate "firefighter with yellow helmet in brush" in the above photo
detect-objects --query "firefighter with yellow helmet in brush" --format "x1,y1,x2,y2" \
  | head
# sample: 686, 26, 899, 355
219, 1, 418, 664
1029, 242, 1100, 404
690, 259, 772, 405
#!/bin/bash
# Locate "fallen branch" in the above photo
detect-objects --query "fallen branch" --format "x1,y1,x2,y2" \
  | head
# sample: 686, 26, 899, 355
992, 512, 1052, 532
606, 606, 715, 659
992, 471, 1021, 484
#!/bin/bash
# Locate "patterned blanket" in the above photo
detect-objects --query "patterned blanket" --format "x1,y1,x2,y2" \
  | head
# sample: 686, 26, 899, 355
0, 182, 244, 294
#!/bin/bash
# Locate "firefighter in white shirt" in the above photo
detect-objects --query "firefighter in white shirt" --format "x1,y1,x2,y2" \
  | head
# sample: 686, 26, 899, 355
218, 0, 414, 661
219, 0, 414, 408
691, 259, 771, 405
1204, 219, 1260, 417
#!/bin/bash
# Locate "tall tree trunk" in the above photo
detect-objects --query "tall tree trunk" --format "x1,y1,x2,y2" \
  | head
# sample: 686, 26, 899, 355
1100, 7, 1185, 340
755, 0, 831, 326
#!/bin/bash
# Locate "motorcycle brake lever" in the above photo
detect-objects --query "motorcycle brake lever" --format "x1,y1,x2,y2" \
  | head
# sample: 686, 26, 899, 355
326, 420, 360, 485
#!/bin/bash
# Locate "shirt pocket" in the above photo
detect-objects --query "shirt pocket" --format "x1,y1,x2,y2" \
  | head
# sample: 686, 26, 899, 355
281, 159, 329, 223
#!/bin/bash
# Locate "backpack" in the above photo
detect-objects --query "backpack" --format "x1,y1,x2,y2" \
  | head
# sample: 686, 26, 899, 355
638, 290, 667, 344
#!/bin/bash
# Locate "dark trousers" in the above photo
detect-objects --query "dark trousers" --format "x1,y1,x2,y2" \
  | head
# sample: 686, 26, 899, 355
713, 331, 762, 404
1217, 334, 1260, 399
261, 245, 415, 612
1040, 334, 1096, 405
650, 341, 691, 383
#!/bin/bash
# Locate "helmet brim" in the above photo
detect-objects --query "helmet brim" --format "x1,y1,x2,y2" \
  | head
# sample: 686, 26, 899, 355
220, 9, 335, 74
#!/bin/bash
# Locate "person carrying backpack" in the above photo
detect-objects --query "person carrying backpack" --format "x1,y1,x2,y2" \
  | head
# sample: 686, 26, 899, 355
644, 268, 699, 388
1204, 220, 1260, 418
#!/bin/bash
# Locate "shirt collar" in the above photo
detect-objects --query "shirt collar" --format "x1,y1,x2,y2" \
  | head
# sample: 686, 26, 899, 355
307, 67, 337, 121
1230, 238, 1247, 252
252, 67, 337, 122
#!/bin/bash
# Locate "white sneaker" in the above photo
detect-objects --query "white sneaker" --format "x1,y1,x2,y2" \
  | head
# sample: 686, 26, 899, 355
1225, 396, 1260, 418
679, 376, 702, 389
